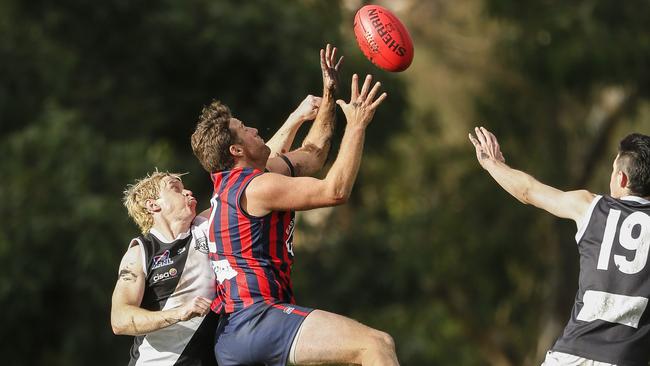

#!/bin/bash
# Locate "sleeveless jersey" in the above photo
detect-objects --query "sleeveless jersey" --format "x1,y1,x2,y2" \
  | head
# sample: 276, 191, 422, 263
552, 195, 650, 366
207, 167, 296, 314
127, 216, 218, 366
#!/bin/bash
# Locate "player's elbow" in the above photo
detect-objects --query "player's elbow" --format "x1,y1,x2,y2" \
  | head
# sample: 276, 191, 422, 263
517, 176, 537, 205
331, 191, 349, 206
111, 320, 128, 335
519, 186, 533, 205
327, 185, 350, 206
301, 143, 328, 169
111, 310, 134, 336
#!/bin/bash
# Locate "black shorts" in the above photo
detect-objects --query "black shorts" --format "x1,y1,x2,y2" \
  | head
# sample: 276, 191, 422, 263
214, 302, 313, 366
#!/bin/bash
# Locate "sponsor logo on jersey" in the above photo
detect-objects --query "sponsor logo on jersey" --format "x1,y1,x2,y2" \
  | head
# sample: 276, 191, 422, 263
152, 267, 178, 283
283, 306, 295, 315
151, 250, 174, 270
211, 259, 237, 284
177, 246, 187, 255
195, 235, 209, 254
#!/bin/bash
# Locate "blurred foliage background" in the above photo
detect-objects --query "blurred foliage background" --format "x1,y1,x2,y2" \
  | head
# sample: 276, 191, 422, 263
1, 0, 650, 365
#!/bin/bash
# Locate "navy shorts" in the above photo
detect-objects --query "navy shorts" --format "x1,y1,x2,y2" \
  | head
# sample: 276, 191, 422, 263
214, 302, 313, 366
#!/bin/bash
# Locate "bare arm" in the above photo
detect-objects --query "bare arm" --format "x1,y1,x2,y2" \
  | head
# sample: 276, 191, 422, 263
244, 74, 387, 216
469, 126, 595, 227
265, 95, 321, 159
266, 95, 321, 175
110, 244, 212, 336
281, 44, 343, 177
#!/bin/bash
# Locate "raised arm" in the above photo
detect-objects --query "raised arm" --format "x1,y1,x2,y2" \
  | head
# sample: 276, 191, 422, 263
278, 44, 343, 177
244, 74, 387, 216
265, 95, 322, 159
469, 126, 595, 227
110, 244, 212, 336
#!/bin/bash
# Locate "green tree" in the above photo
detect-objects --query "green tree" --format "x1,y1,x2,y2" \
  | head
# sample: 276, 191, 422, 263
0, 1, 409, 365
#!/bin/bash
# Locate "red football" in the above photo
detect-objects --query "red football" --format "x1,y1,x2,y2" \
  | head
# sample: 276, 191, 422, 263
353, 5, 414, 72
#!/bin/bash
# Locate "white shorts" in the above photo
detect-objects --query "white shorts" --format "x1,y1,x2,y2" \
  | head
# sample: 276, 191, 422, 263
542, 351, 616, 366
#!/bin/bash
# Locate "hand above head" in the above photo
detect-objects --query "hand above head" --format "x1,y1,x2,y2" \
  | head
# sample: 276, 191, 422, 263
320, 43, 344, 92
468, 126, 506, 169
292, 95, 322, 122
336, 74, 388, 129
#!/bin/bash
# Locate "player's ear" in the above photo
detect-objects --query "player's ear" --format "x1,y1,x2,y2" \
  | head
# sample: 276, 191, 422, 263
145, 198, 161, 213
618, 170, 629, 190
229, 144, 244, 157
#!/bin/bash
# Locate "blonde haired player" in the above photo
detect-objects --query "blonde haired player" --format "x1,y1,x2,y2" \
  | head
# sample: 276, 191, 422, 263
112, 171, 218, 366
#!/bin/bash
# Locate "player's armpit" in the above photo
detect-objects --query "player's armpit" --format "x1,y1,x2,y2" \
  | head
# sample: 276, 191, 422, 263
243, 172, 345, 216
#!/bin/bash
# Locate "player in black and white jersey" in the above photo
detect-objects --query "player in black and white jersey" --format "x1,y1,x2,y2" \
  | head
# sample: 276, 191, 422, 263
111, 171, 218, 366
470, 127, 650, 366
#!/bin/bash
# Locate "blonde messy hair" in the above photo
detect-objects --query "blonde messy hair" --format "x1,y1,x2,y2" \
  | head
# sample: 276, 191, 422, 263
123, 170, 184, 234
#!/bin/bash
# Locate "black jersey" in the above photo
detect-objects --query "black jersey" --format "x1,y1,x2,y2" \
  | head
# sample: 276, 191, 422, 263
552, 195, 650, 366
127, 217, 218, 366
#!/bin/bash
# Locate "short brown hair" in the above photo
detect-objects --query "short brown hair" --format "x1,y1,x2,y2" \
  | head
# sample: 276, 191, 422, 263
123, 171, 183, 234
191, 100, 237, 173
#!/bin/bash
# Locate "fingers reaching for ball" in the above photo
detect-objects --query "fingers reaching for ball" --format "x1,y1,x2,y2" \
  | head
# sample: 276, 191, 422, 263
468, 126, 506, 166
336, 73, 388, 128
320, 43, 343, 91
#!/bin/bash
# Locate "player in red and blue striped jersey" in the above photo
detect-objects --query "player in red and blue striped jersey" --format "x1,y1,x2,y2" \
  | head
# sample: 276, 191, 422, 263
208, 166, 298, 313
191, 44, 399, 366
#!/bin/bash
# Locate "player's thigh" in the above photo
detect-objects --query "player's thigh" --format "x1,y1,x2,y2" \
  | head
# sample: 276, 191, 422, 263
291, 309, 392, 365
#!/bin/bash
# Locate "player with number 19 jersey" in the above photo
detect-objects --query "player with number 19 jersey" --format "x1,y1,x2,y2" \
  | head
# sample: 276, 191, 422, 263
552, 195, 650, 366
207, 167, 296, 314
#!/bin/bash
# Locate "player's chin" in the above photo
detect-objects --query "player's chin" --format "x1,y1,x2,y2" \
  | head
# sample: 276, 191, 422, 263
188, 200, 197, 211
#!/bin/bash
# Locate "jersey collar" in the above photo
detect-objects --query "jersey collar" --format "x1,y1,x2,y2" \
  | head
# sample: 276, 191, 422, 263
620, 195, 650, 205
149, 227, 191, 243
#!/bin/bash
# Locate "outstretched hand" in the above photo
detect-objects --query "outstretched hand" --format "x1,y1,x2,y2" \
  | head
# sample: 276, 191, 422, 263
468, 126, 506, 169
336, 74, 388, 128
320, 44, 343, 92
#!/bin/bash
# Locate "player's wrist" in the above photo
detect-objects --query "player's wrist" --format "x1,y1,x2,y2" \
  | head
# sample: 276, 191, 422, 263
168, 307, 184, 323
287, 112, 308, 125
482, 157, 506, 171
322, 86, 336, 97
344, 123, 367, 134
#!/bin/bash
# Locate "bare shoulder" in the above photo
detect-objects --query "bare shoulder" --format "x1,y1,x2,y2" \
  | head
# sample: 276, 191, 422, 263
113, 240, 146, 307
118, 241, 145, 279
564, 189, 598, 224
122, 241, 143, 264
244, 172, 327, 213
246, 172, 291, 197
566, 189, 597, 206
